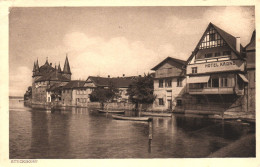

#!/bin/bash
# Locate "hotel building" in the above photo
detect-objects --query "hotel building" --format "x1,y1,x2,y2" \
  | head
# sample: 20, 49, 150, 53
185, 22, 252, 113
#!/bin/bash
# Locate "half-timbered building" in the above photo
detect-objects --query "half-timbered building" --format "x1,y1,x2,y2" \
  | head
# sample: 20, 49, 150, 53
185, 22, 249, 113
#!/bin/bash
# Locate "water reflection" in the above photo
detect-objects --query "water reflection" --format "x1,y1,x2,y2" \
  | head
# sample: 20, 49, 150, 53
9, 100, 255, 158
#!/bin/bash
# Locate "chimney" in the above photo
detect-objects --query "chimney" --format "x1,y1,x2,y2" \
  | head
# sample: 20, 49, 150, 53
108, 75, 110, 78
236, 37, 240, 53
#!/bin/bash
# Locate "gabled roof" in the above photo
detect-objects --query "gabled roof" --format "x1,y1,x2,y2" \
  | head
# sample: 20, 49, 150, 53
87, 76, 136, 88
151, 57, 186, 71
187, 22, 243, 64
63, 80, 86, 89
245, 30, 255, 51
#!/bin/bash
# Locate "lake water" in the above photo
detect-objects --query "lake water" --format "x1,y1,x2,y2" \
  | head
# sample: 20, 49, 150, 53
9, 99, 255, 158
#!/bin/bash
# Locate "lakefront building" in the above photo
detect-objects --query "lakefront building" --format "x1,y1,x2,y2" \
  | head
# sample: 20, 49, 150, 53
244, 30, 256, 112
185, 22, 251, 113
84, 76, 136, 102
151, 57, 187, 111
61, 80, 89, 107
32, 56, 72, 104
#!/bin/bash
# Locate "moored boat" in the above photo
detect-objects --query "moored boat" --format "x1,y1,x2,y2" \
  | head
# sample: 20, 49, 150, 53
98, 109, 125, 114
112, 114, 152, 122
141, 112, 172, 117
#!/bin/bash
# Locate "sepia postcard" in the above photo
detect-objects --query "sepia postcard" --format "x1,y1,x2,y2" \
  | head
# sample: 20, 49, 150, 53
0, 0, 259, 167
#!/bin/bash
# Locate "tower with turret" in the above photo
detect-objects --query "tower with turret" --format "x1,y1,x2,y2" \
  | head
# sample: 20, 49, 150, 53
31, 55, 72, 104
62, 55, 72, 80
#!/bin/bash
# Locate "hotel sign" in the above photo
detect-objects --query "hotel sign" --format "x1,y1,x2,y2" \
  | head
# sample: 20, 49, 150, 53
204, 60, 236, 68
187, 59, 245, 74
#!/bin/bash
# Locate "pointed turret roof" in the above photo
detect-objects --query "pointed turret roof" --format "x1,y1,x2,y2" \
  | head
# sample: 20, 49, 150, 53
63, 55, 71, 74
35, 59, 40, 71
32, 62, 36, 72
58, 62, 62, 73
44, 57, 49, 65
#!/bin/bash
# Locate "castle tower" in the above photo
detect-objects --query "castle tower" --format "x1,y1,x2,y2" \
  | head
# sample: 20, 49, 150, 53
57, 62, 62, 73
32, 61, 36, 76
62, 55, 72, 80
35, 58, 40, 72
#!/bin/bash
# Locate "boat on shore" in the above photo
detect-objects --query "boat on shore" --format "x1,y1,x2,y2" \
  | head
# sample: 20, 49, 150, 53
98, 109, 125, 114
112, 114, 152, 122
141, 112, 172, 117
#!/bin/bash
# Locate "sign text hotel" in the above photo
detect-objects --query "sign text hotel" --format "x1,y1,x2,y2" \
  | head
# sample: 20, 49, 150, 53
205, 60, 236, 68
187, 59, 244, 75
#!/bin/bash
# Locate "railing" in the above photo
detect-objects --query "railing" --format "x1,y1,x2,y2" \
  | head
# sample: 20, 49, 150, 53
194, 55, 230, 63
189, 87, 234, 94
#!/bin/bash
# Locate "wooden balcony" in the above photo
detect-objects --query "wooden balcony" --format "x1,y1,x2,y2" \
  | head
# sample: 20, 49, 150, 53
189, 87, 235, 95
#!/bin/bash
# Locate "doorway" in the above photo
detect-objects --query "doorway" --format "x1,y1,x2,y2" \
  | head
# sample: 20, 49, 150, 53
167, 100, 172, 109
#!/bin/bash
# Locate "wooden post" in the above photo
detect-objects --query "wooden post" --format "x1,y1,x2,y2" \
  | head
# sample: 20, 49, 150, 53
148, 118, 153, 140
148, 118, 153, 153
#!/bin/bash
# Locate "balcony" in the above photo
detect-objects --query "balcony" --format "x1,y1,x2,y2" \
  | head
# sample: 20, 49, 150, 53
189, 87, 234, 95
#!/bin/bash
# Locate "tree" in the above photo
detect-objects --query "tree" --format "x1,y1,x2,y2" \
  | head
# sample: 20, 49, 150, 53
89, 82, 119, 109
24, 86, 32, 100
127, 73, 156, 111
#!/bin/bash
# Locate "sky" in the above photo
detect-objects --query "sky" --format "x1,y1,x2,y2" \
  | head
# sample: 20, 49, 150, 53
9, 6, 255, 96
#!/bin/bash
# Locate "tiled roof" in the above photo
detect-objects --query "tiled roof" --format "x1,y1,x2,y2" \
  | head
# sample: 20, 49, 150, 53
34, 63, 55, 76
63, 80, 86, 89
151, 57, 186, 71
47, 82, 67, 91
211, 23, 242, 57
35, 71, 70, 82
245, 30, 255, 51
87, 76, 136, 88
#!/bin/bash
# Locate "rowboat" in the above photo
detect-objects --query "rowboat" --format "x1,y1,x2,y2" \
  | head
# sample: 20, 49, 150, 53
112, 114, 152, 122
97, 109, 125, 114
141, 112, 172, 117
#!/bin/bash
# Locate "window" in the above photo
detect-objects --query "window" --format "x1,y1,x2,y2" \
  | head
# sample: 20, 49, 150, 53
192, 67, 197, 74
209, 33, 215, 41
223, 51, 231, 56
207, 78, 212, 88
159, 79, 164, 88
177, 78, 182, 87
159, 98, 164, 105
165, 79, 172, 87
220, 77, 228, 87
212, 78, 219, 88
215, 52, 221, 57
205, 53, 213, 58
177, 100, 182, 106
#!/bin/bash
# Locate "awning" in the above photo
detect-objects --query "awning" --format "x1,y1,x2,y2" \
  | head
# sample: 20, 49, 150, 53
238, 74, 248, 83
187, 76, 210, 84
